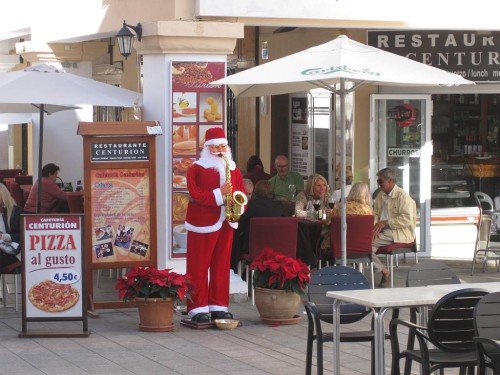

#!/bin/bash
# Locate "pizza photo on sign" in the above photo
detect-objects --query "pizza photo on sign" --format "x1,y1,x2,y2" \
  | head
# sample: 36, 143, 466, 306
130, 240, 149, 257
114, 224, 134, 250
94, 224, 113, 241
95, 242, 114, 258
28, 280, 79, 313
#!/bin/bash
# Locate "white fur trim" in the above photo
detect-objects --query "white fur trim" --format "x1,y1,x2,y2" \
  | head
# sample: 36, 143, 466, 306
204, 138, 228, 146
209, 305, 228, 312
185, 206, 225, 233
188, 306, 209, 317
214, 188, 224, 206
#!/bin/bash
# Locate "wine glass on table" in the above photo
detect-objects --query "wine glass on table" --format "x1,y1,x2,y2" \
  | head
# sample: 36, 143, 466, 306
327, 196, 336, 210
312, 199, 321, 220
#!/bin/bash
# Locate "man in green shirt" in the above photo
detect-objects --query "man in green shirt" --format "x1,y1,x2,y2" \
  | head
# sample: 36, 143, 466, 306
268, 155, 304, 200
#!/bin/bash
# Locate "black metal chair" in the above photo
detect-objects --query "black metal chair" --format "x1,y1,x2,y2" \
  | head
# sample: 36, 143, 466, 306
403, 261, 462, 375
473, 291, 500, 375
390, 288, 489, 375
305, 266, 377, 375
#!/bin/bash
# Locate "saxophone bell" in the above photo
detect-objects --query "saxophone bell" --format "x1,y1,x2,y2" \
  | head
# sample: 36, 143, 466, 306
230, 190, 248, 222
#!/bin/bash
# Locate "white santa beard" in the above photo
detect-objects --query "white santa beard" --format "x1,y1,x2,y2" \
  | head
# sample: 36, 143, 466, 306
199, 146, 234, 186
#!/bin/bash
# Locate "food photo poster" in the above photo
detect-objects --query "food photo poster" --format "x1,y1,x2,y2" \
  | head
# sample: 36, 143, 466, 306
170, 61, 225, 258
90, 168, 151, 264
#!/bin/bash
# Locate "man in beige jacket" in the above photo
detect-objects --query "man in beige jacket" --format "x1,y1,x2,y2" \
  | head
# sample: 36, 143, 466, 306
372, 168, 417, 286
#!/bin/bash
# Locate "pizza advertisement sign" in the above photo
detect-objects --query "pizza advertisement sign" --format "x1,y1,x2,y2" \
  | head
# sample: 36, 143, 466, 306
170, 61, 225, 258
22, 215, 84, 319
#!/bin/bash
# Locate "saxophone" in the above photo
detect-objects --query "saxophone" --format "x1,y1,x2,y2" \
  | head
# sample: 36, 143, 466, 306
220, 154, 248, 222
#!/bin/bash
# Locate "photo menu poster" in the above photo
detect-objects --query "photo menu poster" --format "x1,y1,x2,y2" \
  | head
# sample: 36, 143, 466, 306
290, 96, 311, 177
170, 61, 226, 258
23, 215, 84, 318
90, 168, 151, 264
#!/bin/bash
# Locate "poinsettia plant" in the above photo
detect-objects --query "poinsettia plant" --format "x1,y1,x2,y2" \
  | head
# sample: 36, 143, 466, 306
116, 266, 192, 303
250, 248, 310, 294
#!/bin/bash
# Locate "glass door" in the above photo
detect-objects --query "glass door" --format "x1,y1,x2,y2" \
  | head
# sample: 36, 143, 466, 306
370, 94, 432, 255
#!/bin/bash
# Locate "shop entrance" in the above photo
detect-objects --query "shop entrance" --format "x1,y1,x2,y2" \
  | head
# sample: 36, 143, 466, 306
370, 94, 432, 255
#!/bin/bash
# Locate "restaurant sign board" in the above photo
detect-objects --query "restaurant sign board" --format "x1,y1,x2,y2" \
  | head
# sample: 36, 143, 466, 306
90, 141, 149, 162
367, 30, 500, 82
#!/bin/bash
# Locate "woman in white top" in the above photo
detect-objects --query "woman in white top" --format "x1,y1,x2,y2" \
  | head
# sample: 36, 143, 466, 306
295, 174, 332, 218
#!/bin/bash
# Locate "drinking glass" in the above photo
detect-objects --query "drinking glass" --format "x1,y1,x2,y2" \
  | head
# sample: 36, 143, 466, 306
312, 199, 321, 212
327, 196, 336, 210
288, 184, 297, 201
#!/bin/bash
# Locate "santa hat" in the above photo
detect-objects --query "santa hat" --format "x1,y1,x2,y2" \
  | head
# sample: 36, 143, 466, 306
204, 127, 228, 147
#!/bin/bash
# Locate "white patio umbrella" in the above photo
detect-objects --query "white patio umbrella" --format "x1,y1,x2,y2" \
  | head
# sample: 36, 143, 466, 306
0, 64, 142, 213
212, 35, 474, 266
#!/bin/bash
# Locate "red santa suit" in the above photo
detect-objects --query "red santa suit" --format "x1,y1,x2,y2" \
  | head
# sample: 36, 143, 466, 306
185, 128, 245, 319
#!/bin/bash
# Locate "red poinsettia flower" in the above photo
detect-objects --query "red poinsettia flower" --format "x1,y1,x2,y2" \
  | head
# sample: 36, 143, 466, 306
249, 247, 310, 294
115, 266, 193, 302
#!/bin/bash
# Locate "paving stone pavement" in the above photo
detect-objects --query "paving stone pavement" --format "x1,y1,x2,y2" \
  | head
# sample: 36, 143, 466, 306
0, 258, 498, 374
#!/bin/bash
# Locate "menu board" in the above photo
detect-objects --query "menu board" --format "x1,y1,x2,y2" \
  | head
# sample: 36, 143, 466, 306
290, 96, 311, 176
170, 61, 226, 258
23, 215, 84, 318
90, 168, 151, 264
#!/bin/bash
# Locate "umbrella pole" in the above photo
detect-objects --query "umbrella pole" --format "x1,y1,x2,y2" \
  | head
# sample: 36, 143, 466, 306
36, 105, 44, 214
339, 80, 347, 267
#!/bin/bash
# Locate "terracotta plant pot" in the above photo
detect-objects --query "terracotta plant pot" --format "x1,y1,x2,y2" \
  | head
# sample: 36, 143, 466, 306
254, 287, 301, 324
135, 297, 175, 332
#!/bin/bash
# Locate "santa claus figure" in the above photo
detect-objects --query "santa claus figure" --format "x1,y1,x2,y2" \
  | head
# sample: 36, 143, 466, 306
185, 127, 246, 323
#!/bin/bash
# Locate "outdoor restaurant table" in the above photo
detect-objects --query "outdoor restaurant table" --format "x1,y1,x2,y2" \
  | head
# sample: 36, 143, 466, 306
326, 286, 452, 375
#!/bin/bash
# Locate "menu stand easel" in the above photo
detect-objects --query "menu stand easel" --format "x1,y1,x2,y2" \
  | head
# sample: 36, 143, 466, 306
78, 121, 161, 315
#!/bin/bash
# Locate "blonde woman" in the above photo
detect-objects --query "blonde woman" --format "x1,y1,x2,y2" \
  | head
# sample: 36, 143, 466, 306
0, 183, 23, 268
295, 174, 331, 218
318, 182, 374, 260
332, 182, 373, 216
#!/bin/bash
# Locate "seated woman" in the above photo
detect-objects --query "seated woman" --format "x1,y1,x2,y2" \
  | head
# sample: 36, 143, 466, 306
295, 174, 332, 218
231, 180, 288, 272
24, 163, 69, 214
0, 183, 23, 268
316, 182, 374, 263
332, 182, 373, 216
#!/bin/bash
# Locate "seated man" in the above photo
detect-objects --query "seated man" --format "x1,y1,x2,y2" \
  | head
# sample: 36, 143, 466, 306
231, 180, 289, 272
268, 155, 304, 201
243, 178, 254, 201
372, 168, 417, 286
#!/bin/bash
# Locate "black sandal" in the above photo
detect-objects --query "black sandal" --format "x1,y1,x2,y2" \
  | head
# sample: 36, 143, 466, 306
211, 311, 233, 320
191, 313, 210, 323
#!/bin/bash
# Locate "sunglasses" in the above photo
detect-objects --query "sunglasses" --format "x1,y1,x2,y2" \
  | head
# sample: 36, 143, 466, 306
377, 179, 384, 185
